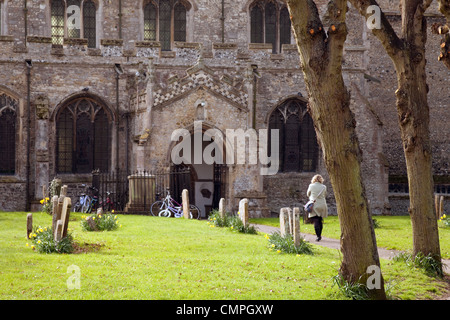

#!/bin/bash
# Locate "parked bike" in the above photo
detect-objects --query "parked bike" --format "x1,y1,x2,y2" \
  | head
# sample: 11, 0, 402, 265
150, 189, 201, 219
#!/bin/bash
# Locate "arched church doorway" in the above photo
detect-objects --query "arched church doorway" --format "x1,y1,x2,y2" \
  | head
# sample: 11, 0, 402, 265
169, 125, 227, 218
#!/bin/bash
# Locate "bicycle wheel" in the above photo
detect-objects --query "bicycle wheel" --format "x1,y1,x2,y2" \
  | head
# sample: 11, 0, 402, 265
189, 204, 201, 219
150, 201, 167, 216
159, 209, 171, 217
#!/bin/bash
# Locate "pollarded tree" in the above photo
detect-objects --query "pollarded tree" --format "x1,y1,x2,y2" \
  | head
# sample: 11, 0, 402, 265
349, 0, 442, 272
286, 0, 386, 299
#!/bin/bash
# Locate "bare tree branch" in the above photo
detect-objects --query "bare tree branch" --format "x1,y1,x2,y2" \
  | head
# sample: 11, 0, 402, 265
348, 0, 404, 59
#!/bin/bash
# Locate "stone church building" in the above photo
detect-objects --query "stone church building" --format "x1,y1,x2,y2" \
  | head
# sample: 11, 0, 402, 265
0, 0, 448, 216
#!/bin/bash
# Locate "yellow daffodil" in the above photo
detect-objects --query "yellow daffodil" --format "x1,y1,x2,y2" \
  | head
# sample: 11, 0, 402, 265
37, 240, 41, 244
112, 210, 115, 213
271, 244, 275, 248
26, 243, 29, 247
277, 250, 281, 254
119, 224, 122, 228
40, 199, 44, 204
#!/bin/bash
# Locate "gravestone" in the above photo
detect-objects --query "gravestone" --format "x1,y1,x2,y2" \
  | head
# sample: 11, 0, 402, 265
182, 189, 190, 219
86, 216, 98, 231
27, 213, 33, 239
218, 198, 225, 219
55, 220, 63, 242
61, 197, 72, 238
239, 198, 249, 227
292, 207, 301, 247
280, 208, 290, 237
51, 195, 59, 231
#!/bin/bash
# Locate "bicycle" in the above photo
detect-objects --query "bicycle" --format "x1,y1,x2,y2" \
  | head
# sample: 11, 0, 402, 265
76, 185, 99, 214
100, 191, 115, 212
150, 189, 201, 219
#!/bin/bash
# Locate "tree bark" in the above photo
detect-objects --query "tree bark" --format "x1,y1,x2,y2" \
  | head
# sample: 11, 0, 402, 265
349, 0, 441, 263
287, 0, 386, 299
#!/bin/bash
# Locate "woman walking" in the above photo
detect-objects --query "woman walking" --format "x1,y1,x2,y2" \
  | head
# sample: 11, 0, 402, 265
306, 174, 328, 241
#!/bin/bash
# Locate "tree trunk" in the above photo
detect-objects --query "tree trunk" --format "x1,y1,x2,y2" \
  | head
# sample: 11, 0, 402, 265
349, 0, 442, 271
287, 0, 386, 299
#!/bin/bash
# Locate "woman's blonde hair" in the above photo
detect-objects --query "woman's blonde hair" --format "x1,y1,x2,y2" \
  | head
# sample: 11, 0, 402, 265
311, 174, 324, 184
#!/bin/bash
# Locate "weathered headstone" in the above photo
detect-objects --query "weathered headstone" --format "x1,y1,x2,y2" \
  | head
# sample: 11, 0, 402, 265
182, 189, 190, 219
60, 185, 68, 197
61, 197, 72, 238
27, 213, 33, 239
440, 196, 444, 218
239, 198, 249, 227
86, 216, 98, 231
292, 207, 301, 247
218, 198, 226, 219
280, 207, 290, 237
51, 195, 59, 231
53, 195, 65, 239
55, 220, 63, 242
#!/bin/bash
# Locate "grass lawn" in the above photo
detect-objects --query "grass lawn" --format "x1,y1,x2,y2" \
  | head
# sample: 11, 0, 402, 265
251, 216, 450, 259
0, 212, 448, 300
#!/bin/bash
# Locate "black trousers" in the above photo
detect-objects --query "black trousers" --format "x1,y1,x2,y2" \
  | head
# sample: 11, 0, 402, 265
309, 216, 323, 238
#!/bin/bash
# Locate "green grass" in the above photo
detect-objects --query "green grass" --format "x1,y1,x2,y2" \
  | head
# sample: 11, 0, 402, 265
250, 216, 450, 259
0, 212, 448, 300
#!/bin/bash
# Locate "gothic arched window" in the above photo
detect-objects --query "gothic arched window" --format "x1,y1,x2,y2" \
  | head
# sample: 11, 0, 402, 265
56, 97, 112, 174
143, 0, 189, 51
268, 99, 318, 172
51, 0, 97, 48
250, 1, 291, 53
0, 93, 18, 175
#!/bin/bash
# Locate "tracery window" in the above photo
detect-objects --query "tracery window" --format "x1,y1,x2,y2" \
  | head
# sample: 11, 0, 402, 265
268, 99, 318, 172
143, 0, 189, 51
51, 0, 97, 48
250, 1, 291, 53
56, 97, 112, 174
0, 93, 18, 175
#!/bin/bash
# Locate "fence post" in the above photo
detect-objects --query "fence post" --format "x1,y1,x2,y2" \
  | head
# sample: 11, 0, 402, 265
182, 189, 190, 219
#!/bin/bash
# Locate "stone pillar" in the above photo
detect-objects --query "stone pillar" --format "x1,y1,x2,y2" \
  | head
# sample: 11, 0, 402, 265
34, 97, 50, 206
182, 189, 190, 219
239, 198, 249, 227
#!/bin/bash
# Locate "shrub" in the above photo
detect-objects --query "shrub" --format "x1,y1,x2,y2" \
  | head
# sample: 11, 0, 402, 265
81, 213, 121, 231
207, 210, 257, 234
266, 232, 314, 255
27, 226, 74, 254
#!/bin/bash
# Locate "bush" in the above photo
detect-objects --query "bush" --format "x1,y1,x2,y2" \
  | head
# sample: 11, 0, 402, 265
207, 210, 257, 234
81, 213, 121, 231
27, 226, 74, 254
266, 232, 314, 255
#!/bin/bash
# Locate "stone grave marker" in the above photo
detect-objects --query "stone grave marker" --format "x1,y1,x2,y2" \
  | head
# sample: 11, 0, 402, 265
280, 208, 291, 237
27, 213, 33, 239
292, 207, 301, 247
218, 198, 225, 219
239, 198, 249, 227
51, 195, 59, 231
182, 189, 190, 219
61, 197, 72, 238
55, 220, 63, 242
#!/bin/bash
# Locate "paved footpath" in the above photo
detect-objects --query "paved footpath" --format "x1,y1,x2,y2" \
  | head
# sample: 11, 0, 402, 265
252, 223, 450, 278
